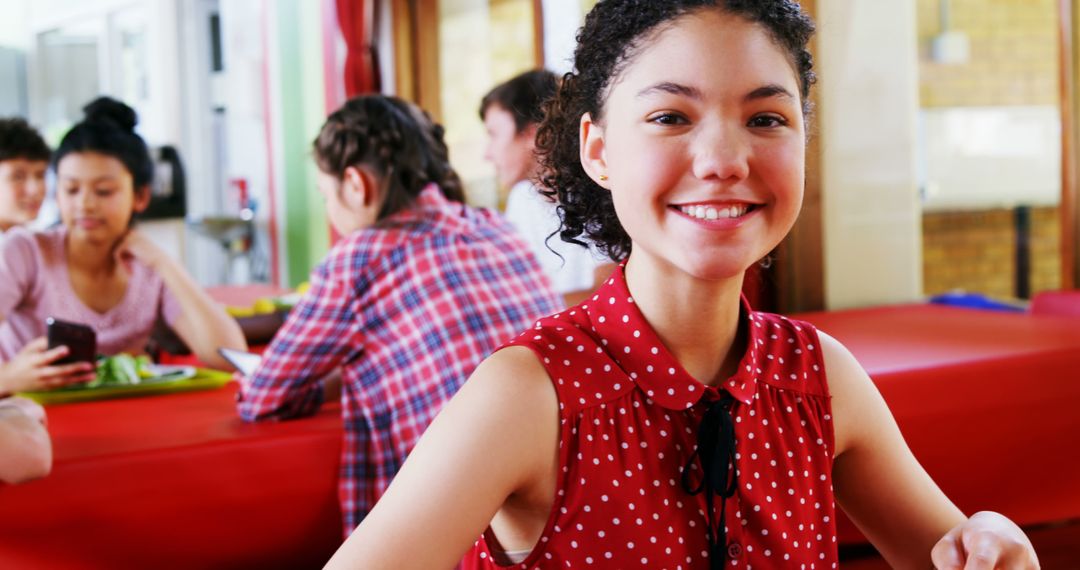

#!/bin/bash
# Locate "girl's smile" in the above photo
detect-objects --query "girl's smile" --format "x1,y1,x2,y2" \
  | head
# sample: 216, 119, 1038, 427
73, 217, 106, 230
672, 200, 761, 228
581, 9, 805, 282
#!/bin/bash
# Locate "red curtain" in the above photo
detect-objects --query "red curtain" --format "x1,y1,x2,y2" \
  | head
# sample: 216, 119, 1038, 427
335, 0, 380, 97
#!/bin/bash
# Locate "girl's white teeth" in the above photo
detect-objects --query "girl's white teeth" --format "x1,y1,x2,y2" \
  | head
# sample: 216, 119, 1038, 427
680, 204, 749, 220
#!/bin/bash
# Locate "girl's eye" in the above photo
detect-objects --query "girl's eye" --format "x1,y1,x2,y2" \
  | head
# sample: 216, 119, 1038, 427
748, 114, 787, 128
94, 188, 115, 197
649, 113, 689, 126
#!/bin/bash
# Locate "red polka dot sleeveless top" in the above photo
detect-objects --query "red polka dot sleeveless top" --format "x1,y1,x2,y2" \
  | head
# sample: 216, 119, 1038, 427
461, 267, 838, 569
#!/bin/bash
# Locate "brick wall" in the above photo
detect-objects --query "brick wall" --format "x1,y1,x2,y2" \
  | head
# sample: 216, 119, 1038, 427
917, 0, 1062, 298
922, 207, 1061, 298
1030, 206, 1063, 293
917, 0, 1059, 107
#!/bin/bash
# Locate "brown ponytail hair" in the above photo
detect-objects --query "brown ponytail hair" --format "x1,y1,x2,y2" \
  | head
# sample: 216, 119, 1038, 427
313, 95, 464, 221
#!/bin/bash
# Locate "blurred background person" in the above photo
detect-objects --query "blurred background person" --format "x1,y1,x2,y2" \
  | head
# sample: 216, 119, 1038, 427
237, 95, 560, 537
0, 96, 245, 391
481, 70, 613, 307
0, 117, 49, 234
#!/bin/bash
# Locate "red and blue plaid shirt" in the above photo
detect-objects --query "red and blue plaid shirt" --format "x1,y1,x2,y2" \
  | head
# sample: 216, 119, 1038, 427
237, 185, 561, 535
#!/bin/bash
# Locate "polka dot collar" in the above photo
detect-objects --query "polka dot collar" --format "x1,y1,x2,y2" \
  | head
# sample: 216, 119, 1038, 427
583, 266, 761, 410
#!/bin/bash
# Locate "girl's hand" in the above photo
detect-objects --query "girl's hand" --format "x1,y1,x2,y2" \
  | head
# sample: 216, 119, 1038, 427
931, 511, 1039, 569
0, 338, 96, 394
113, 229, 166, 273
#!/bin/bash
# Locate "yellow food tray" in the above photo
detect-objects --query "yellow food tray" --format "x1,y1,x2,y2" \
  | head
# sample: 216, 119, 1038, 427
19, 369, 234, 405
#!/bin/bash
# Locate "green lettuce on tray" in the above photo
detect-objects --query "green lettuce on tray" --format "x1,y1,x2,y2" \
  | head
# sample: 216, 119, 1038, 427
21, 356, 220, 403
83, 354, 156, 389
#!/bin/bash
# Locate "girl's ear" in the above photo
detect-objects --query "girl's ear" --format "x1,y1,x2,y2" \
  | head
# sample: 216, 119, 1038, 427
343, 165, 379, 208
579, 113, 610, 188
132, 186, 152, 213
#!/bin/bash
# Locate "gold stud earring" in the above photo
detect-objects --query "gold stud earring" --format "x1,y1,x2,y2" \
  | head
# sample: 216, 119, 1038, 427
599, 175, 608, 181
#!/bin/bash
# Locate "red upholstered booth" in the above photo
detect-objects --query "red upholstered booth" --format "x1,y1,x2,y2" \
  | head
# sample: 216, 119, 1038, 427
796, 304, 1080, 543
1, 304, 1078, 567
0, 386, 343, 569
1030, 290, 1080, 317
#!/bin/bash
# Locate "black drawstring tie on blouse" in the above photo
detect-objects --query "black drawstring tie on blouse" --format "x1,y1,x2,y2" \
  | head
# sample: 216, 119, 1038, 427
681, 393, 738, 569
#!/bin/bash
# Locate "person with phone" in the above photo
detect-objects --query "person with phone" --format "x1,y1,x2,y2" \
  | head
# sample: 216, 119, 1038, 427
0, 97, 246, 391
236, 96, 561, 538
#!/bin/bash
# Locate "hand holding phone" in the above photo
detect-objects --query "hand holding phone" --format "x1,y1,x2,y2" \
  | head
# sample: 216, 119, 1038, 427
0, 338, 96, 394
46, 318, 97, 365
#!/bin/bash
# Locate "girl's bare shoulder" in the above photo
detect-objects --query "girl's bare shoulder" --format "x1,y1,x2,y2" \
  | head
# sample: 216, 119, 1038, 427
460, 345, 558, 418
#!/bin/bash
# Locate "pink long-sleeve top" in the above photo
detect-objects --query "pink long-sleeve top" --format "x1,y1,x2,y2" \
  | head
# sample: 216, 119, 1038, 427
0, 227, 181, 361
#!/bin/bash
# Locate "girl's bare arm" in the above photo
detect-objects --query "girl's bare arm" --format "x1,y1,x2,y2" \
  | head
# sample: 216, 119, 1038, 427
324, 346, 559, 570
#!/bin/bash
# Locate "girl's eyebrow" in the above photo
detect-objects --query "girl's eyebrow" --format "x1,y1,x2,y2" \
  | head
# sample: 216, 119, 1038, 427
745, 84, 795, 102
637, 82, 702, 100
637, 82, 796, 103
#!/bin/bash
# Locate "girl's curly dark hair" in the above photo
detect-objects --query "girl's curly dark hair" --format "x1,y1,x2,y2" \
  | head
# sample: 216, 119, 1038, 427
536, 0, 816, 262
314, 95, 465, 221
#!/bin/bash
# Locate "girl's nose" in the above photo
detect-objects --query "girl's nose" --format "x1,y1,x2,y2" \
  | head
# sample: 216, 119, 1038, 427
74, 187, 96, 209
691, 123, 750, 183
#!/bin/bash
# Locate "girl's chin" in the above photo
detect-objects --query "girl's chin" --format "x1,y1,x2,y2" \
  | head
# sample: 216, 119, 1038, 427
683, 263, 753, 283
69, 226, 121, 241
642, 253, 754, 283
675, 250, 771, 282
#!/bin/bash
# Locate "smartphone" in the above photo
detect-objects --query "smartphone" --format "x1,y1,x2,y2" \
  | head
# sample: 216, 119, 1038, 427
218, 347, 263, 376
45, 317, 97, 365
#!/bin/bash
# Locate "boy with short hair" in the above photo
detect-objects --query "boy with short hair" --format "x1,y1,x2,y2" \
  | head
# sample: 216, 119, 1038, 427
481, 71, 613, 307
0, 117, 50, 233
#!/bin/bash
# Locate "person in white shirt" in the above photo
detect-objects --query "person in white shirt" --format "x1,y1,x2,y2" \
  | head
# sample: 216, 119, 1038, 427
481, 70, 613, 306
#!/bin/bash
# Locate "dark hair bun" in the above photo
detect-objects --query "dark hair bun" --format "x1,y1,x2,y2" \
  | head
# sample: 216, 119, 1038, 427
82, 97, 139, 132
54, 96, 153, 188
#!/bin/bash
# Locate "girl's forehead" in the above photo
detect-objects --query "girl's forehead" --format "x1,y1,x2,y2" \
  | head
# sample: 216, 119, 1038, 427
57, 154, 131, 181
57, 153, 128, 175
606, 10, 798, 99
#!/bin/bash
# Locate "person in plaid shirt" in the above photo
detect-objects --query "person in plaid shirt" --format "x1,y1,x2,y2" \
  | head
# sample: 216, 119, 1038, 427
237, 95, 561, 536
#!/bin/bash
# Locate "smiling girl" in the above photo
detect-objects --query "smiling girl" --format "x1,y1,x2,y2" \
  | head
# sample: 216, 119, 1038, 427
324, 2, 1039, 569
0, 97, 245, 394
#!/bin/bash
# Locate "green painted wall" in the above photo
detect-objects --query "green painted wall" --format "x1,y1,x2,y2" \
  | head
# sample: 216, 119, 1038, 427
274, 0, 329, 287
